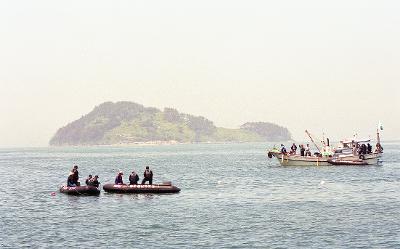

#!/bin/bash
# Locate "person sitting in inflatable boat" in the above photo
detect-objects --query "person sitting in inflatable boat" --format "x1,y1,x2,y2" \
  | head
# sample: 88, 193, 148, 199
115, 171, 124, 185
129, 171, 139, 185
67, 172, 76, 187
88, 175, 100, 188
85, 175, 92, 185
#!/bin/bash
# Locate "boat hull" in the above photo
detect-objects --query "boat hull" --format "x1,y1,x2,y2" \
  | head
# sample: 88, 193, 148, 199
103, 183, 181, 194
269, 152, 381, 166
273, 153, 331, 166
329, 153, 380, 165
327, 159, 369, 166
59, 186, 100, 196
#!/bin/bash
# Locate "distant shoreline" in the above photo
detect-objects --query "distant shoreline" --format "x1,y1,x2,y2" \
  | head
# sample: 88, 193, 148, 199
2, 139, 399, 150
49, 140, 276, 147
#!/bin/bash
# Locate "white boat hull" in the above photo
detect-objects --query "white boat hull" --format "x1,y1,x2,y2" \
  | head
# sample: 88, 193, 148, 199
273, 154, 331, 166
270, 152, 381, 166
331, 153, 381, 165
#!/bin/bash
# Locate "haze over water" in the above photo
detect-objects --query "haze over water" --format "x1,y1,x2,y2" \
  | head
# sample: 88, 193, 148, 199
1, 143, 399, 248
0, 0, 400, 147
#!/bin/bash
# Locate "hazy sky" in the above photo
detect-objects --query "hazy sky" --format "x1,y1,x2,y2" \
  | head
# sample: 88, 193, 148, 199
0, 0, 399, 147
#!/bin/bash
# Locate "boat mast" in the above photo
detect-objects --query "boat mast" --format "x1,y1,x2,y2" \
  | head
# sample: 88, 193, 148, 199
305, 130, 321, 153
376, 129, 381, 144
377, 122, 383, 144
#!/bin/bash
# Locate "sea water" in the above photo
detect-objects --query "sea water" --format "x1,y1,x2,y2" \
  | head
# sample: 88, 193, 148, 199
0, 143, 399, 248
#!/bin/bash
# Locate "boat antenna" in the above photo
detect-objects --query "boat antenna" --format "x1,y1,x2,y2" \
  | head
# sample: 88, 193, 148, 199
305, 130, 321, 153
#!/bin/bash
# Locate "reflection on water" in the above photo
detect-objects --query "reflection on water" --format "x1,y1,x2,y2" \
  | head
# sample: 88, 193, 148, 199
0, 143, 399, 248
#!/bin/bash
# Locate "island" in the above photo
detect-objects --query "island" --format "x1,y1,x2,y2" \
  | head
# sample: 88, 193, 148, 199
49, 101, 292, 146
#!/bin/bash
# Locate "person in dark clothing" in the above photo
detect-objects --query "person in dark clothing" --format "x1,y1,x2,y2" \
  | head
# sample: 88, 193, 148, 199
367, 143, 372, 154
290, 143, 297, 154
67, 172, 76, 187
141, 166, 153, 185
280, 144, 287, 155
129, 171, 139, 185
71, 165, 80, 186
300, 144, 305, 156
89, 175, 100, 188
361, 144, 367, 154
305, 144, 312, 156
115, 171, 124, 185
85, 175, 93, 185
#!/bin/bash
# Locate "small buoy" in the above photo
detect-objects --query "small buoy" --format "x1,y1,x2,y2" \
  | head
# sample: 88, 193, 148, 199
51, 192, 56, 196
319, 180, 325, 185
217, 181, 222, 185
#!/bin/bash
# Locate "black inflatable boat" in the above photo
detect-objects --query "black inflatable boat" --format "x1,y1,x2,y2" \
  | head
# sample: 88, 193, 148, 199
59, 185, 100, 196
103, 182, 180, 194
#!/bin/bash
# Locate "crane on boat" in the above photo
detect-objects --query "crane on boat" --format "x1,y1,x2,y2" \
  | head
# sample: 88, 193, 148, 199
305, 130, 321, 153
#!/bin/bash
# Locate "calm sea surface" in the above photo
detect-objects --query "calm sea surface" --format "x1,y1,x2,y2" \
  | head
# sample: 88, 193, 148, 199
0, 143, 399, 248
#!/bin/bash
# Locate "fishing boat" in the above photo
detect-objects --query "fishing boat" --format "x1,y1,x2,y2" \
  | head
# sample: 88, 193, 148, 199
59, 185, 100, 196
103, 182, 181, 194
268, 128, 383, 166
327, 138, 382, 165
267, 150, 331, 166
267, 130, 334, 166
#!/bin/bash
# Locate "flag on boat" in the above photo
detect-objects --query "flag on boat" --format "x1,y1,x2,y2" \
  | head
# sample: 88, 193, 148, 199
378, 121, 383, 131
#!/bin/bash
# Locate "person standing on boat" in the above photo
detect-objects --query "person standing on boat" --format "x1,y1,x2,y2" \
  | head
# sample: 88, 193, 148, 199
367, 143, 372, 154
375, 143, 383, 153
290, 143, 297, 154
361, 144, 367, 155
305, 144, 311, 156
129, 171, 139, 185
142, 166, 153, 185
280, 144, 287, 154
352, 144, 357, 155
300, 144, 305, 156
71, 165, 80, 186
115, 171, 124, 185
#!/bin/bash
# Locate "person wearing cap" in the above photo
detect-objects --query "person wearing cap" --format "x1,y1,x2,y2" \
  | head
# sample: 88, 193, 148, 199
141, 166, 153, 185
129, 171, 139, 185
85, 175, 93, 185
115, 171, 124, 185
89, 175, 100, 188
67, 172, 76, 187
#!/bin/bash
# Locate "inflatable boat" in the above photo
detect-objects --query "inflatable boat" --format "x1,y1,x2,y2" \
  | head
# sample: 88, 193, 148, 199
59, 185, 100, 196
103, 182, 181, 194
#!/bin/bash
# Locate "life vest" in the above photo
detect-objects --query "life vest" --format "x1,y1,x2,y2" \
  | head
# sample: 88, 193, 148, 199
130, 174, 138, 181
144, 170, 152, 178
115, 175, 123, 184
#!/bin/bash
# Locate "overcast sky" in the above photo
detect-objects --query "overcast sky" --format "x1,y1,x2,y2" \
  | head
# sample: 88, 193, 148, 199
0, 0, 399, 147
